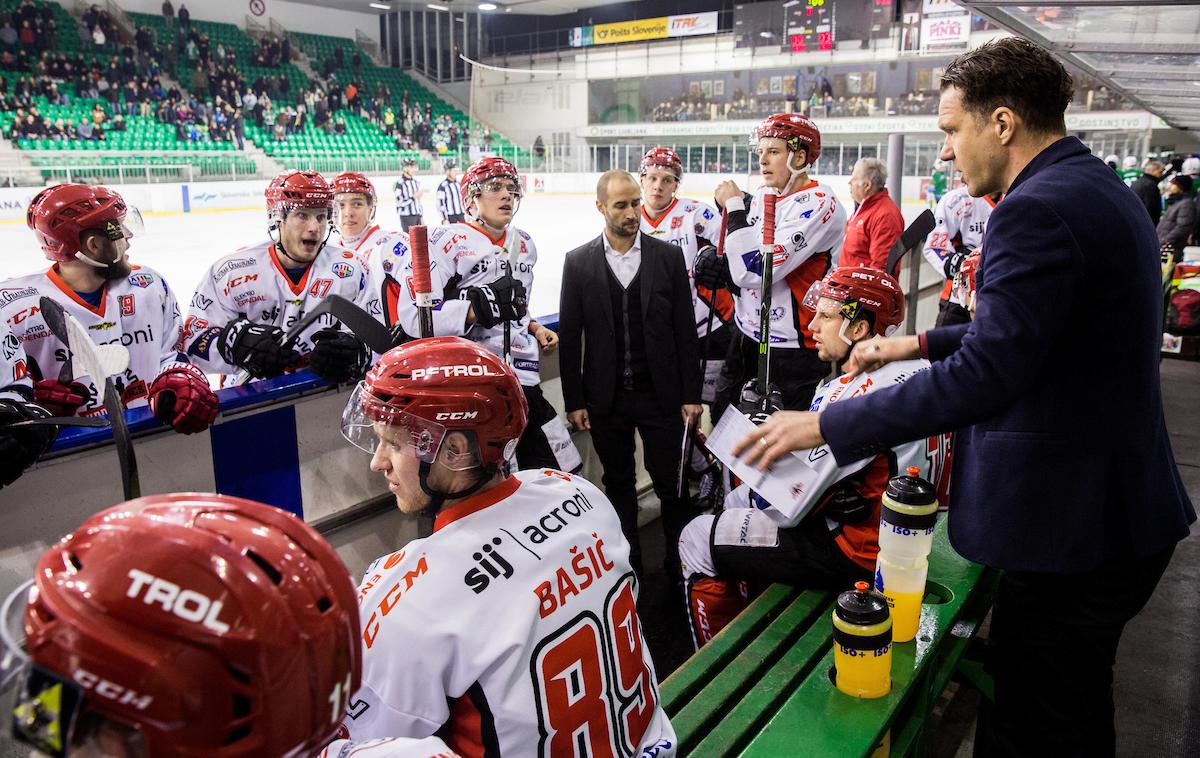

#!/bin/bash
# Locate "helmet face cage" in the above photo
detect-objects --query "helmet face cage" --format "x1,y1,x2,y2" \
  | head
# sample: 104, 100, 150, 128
341, 381, 483, 471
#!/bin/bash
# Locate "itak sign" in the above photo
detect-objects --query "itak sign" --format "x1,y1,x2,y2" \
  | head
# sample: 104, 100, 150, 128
570, 12, 718, 48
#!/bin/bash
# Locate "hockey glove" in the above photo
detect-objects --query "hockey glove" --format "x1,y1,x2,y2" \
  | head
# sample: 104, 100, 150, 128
33, 378, 91, 416
737, 380, 782, 417
461, 277, 528, 329
694, 245, 731, 291
218, 317, 300, 379
308, 328, 371, 384
943, 251, 968, 280
0, 398, 58, 488
148, 363, 218, 434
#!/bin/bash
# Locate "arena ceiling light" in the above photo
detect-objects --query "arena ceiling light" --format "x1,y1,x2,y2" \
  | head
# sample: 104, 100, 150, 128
427, 3, 449, 10
368, 2, 391, 9
478, 2, 498, 9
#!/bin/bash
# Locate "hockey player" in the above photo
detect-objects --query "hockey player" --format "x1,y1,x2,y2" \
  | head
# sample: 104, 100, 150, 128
0, 184, 217, 435
183, 170, 374, 386
384, 156, 572, 471
333, 170, 408, 263
678, 267, 951, 646
922, 184, 1001, 326
0, 491, 457, 758
339, 337, 676, 756
694, 113, 848, 418
639, 146, 733, 384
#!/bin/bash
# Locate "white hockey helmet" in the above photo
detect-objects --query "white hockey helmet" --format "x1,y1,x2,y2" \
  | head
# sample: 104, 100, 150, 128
1182, 156, 1200, 176
1122, 156, 1138, 170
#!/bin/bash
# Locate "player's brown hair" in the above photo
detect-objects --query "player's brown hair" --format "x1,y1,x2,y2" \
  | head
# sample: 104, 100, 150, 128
940, 37, 1074, 136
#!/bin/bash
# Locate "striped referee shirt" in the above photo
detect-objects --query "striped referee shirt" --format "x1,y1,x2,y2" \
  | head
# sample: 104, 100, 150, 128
437, 177, 465, 221
395, 176, 423, 216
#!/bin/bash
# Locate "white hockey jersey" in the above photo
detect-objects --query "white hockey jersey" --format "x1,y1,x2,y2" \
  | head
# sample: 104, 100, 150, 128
0, 265, 188, 415
342, 469, 677, 758
380, 221, 542, 386
319, 736, 460, 757
922, 188, 998, 305
339, 224, 410, 266
733, 359, 951, 569
724, 182, 847, 350
640, 197, 732, 338
183, 239, 372, 385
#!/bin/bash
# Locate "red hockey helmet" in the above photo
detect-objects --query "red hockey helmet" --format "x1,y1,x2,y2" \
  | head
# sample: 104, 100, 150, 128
266, 169, 335, 222
331, 171, 377, 205
803, 266, 905, 336
342, 336, 527, 470
640, 147, 683, 181
5, 493, 360, 758
26, 184, 142, 262
954, 248, 983, 304
752, 113, 822, 164
460, 156, 523, 208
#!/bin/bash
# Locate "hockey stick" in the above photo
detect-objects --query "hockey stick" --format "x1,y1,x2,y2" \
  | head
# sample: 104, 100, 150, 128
320, 295, 394, 354
282, 297, 338, 347
677, 208, 729, 499
12, 416, 109, 428
756, 191, 779, 406
885, 209, 936, 277
408, 225, 434, 338
39, 297, 139, 499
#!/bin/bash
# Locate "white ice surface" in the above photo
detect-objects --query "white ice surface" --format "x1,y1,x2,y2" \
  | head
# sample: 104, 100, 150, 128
0, 193, 620, 323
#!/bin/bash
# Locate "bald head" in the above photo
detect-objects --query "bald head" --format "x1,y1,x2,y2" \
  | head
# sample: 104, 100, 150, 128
597, 170, 639, 203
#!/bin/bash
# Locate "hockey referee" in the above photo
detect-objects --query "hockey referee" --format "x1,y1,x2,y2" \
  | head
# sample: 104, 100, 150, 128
436, 159, 465, 224
394, 157, 424, 231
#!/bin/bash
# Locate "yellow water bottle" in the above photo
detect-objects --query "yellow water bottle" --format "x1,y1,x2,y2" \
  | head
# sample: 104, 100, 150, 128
833, 581, 892, 698
875, 466, 939, 643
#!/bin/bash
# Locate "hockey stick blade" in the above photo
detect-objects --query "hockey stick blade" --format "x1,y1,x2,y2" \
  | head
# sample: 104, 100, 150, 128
38, 297, 140, 499
885, 209, 936, 277
12, 416, 110, 428
323, 295, 394, 354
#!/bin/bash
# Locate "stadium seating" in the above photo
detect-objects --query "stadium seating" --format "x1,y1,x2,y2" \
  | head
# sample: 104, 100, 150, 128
0, 2, 528, 180
129, 12, 309, 104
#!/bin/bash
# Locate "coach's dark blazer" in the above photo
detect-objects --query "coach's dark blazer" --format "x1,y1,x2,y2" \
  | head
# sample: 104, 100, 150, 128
821, 137, 1195, 573
559, 232, 701, 416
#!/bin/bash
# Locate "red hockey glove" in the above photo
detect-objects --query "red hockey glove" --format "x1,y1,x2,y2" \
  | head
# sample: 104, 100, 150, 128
148, 364, 219, 434
32, 379, 90, 416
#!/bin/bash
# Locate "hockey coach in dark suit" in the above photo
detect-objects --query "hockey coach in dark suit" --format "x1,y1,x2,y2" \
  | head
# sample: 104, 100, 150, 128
736, 38, 1195, 757
559, 169, 702, 579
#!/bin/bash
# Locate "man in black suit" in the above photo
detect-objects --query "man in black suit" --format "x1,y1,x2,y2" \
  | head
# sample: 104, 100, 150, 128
559, 170, 703, 578
738, 39, 1195, 757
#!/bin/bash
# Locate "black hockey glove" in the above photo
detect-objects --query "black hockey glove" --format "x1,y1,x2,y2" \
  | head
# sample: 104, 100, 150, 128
737, 380, 782, 417
308, 328, 370, 384
461, 277, 528, 329
0, 398, 58, 488
943, 251, 968, 280
694, 245, 731, 291
218, 317, 300, 379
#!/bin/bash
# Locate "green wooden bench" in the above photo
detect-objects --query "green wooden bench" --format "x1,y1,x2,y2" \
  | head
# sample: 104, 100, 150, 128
660, 520, 996, 757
